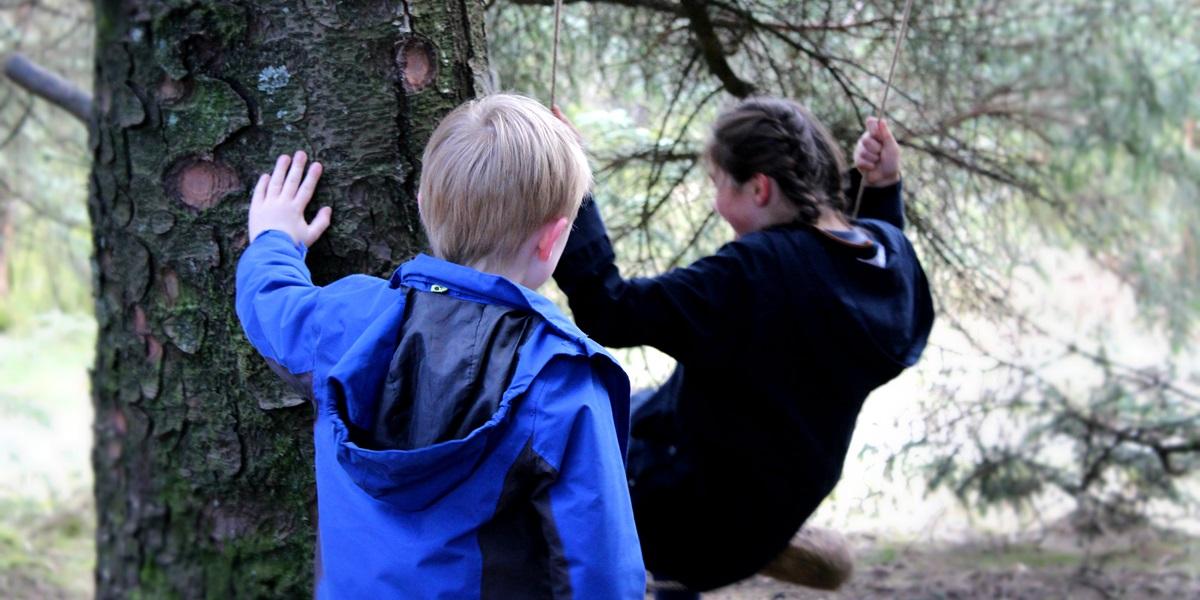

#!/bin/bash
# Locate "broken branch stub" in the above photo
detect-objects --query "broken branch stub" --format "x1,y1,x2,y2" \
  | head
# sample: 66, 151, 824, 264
396, 36, 438, 93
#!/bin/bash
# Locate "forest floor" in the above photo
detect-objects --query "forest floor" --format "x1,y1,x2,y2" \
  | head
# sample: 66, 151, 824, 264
704, 529, 1200, 599
2, 317, 1199, 599
3, 498, 1199, 599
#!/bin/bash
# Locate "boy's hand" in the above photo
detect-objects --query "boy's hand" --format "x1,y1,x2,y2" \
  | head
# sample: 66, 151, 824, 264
248, 151, 331, 247
853, 117, 901, 187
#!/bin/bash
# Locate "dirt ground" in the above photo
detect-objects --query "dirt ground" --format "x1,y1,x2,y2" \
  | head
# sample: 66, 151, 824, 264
695, 531, 1200, 600
708, 562, 1198, 599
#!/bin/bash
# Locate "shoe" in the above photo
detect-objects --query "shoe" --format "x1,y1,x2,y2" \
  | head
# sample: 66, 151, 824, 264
760, 527, 854, 590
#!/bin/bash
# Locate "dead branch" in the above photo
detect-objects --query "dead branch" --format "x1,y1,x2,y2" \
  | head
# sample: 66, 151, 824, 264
3, 53, 92, 124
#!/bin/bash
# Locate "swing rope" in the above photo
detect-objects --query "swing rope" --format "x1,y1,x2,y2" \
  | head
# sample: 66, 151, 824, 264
550, 0, 564, 108
851, 0, 915, 219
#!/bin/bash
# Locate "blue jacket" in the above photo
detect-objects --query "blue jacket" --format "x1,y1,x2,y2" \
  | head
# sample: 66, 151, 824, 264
554, 178, 934, 590
236, 231, 645, 599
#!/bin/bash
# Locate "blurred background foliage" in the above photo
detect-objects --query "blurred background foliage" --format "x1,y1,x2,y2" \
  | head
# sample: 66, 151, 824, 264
1, 0, 1198, 596
0, 0, 91, 329
1, 3, 95, 596
487, 0, 1200, 526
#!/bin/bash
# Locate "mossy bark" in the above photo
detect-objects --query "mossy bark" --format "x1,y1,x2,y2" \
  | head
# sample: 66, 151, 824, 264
89, 1, 487, 597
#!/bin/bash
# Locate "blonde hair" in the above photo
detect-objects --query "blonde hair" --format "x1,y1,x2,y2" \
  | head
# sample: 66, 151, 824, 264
418, 94, 591, 268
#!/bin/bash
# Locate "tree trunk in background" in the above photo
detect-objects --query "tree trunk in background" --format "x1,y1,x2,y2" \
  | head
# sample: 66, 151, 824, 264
90, 1, 487, 596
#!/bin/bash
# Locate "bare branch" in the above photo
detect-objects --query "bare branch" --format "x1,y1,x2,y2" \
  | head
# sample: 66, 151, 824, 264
508, 0, 679, 14
508, 0, 900, 34
678, 0, 754, 98
3, 53, 92, 124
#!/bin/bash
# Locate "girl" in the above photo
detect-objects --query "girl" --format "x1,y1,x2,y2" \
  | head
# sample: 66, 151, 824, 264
552, 97, 934, 596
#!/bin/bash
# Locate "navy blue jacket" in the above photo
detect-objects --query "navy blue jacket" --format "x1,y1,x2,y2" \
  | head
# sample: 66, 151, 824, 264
237, 231, 645, 599
553, 181, 934, 590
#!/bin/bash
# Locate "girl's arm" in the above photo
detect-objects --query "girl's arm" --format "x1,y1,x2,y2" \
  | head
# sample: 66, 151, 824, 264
848, 171, 905, 229
554, 198, 753, 360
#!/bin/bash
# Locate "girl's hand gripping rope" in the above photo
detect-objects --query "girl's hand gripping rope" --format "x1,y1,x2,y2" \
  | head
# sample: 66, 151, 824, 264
853, 117, 901, 188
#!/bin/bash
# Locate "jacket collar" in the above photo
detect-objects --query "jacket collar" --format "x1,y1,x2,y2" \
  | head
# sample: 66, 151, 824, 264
392, 254, 587, 343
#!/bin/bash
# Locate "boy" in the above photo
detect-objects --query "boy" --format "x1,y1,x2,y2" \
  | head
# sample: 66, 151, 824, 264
236, 94, 645, 599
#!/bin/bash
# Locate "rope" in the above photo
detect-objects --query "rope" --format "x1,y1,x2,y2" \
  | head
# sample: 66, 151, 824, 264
550, 0, 564, 108
851, 0, 915, 219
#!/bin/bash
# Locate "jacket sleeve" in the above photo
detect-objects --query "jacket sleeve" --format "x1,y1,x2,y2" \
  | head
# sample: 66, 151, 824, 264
553, 198, 752, 360
530, 356, 645, 599
846, 170, 905, 229
238, 230, 400, 381
236, 230, 323, 374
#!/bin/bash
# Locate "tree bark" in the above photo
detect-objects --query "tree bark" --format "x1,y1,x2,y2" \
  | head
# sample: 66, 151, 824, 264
89, 1, 487, 597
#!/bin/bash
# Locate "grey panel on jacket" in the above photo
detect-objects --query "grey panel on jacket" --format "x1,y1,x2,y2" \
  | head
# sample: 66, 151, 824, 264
363, 288, 536, 451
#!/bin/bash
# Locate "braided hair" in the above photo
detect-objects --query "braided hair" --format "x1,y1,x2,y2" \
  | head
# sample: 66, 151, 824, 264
704, 97, 847, 225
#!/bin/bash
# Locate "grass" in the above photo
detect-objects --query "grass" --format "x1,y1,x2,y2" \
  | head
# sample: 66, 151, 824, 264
0, 312, 95, 600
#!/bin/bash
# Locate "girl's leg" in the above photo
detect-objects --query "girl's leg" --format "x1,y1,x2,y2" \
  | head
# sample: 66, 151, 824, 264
632, 381, 696, 599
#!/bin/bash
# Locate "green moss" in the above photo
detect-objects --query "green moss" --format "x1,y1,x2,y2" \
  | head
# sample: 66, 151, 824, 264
95, 0, 122, 44
205, 4, 250, 45
153, 3, 251, 79
134, 563, 179, 600
163, 77, 252, 159
202, 554, 234, 600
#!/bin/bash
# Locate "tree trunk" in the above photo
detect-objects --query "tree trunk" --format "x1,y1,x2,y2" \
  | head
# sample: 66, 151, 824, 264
89, 1, 487, 597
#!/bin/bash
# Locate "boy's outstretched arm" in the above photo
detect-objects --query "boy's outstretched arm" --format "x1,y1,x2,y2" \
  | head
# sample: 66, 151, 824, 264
236, 151, 332, 375
851, 117, 906, 228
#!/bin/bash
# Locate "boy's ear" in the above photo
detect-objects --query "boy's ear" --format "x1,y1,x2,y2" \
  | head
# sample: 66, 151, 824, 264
752, 173, 772, 207
536, 217, 571, 261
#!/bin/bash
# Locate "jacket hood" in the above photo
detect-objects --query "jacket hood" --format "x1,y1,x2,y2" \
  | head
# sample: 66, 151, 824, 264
321, 255, 624, 512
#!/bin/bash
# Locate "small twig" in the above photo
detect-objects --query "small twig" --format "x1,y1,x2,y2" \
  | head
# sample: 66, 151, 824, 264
2, 53, 92, 124
0, 95, 33, 151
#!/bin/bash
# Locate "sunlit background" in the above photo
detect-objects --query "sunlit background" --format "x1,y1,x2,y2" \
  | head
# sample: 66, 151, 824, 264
2, 0, 1198, 597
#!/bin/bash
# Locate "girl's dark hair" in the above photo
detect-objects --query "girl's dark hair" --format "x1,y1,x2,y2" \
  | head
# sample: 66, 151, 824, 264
704, 97, 847, 224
